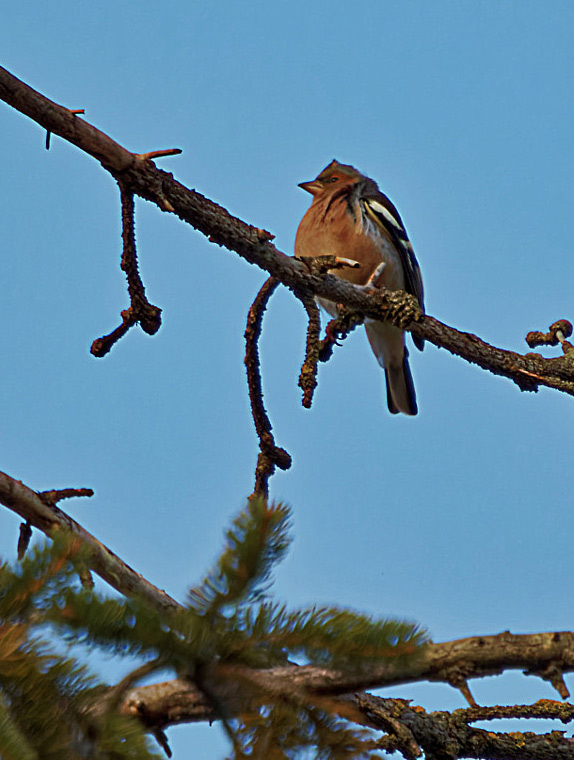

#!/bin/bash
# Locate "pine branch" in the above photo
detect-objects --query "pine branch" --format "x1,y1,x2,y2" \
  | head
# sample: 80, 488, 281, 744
187, 497, 290, 616
0, 469, 179, 614
122, 627, 574, 731
1, 512, 428, 757
244, 279, 292, 498
2, 468, 574, 714
225, 602, 425, 668
0, 542, 163, 759
0, 692, 38, 760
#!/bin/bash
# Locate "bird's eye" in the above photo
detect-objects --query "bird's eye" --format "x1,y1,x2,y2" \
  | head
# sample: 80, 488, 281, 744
324, 176, 339, 184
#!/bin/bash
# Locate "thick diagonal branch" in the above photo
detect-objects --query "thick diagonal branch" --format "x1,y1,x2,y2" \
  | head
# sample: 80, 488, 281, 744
1, 65, 572, 398
0, 470, 179, 613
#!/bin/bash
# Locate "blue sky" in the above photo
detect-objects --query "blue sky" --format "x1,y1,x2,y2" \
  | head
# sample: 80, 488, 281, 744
2, 1, 574, 756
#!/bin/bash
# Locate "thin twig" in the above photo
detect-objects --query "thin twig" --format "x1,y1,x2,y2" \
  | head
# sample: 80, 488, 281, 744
38, 487, 94, 505
136, 149, 182, 161
244, 278, 292, 498
91, 310, 135, 357
91, 183, 162, 355
297, 293, 321, 408
454, 699, 574, 724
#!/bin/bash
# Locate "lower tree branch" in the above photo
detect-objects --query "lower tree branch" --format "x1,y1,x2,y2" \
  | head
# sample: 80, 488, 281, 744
2, 468, 574, 706
0, 470, 179, 613
122, 681, 574, 759
3, 468, 574, 756
359, 694, 574, 760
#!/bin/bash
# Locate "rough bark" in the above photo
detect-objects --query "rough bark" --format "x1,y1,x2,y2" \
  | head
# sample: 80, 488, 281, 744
1, 65, 573, 399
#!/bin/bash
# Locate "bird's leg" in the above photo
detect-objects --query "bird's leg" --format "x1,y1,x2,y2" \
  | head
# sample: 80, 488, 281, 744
364, 261, 386, 288
319, 307, 365, 362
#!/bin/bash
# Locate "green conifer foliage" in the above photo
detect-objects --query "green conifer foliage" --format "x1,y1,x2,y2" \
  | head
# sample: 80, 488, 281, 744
0, 501, 427, 758
0, 538, 163, 759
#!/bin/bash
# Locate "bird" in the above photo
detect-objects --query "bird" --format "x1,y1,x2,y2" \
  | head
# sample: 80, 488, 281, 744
294, 159, 424, 415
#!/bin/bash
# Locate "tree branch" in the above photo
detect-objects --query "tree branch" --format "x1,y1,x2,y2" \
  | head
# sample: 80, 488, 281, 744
359, 694, 574, 760
3, 65, 574, 756
244, 277, 292, 499
0, 470, 179, 613
1, 65, 573, 399
2, 466, 573, 710
3, 467, 574, 755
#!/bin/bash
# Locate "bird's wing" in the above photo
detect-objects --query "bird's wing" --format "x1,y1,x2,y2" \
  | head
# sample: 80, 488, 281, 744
361, 195, 424, 310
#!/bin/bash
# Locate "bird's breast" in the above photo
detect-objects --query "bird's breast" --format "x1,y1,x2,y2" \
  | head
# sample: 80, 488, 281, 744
295, 196, 405, 289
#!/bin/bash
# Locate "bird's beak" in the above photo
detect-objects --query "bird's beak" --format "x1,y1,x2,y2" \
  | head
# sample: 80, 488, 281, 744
298, 180, 322, 195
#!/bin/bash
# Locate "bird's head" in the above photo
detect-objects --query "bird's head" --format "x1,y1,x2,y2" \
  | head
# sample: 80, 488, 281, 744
298, 159, 363, 198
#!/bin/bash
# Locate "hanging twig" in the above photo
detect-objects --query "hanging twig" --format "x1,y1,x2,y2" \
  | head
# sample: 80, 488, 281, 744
91, 182, 162, 356
297, 293, 321, 408
294, 256, 366, 406
244, 278, 292, 498
17, 521, 32, 559
38, 487, 94, 505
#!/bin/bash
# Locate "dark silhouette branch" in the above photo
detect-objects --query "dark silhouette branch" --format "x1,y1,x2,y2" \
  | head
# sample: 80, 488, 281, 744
91, 315, 134, 358
91, 182, 162, 356
244, 278, 292, 498
358, 694, 574, 760
117, 182, 162, 334
297, 293, 321, 409
1, 65, 573, 400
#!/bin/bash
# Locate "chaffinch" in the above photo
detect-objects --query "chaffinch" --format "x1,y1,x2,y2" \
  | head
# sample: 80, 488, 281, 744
295, 159, 424, 416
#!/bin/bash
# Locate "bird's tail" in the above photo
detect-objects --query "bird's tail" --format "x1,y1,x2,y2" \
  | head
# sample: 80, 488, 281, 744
365, 321, 418, 416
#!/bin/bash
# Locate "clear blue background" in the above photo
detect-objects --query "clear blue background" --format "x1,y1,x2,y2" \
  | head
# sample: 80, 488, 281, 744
1, 1, 573, 756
